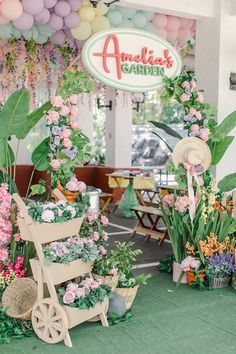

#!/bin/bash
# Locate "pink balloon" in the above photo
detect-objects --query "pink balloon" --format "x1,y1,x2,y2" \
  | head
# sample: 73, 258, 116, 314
64, 12, 80, 29
51, 30, 65, 44
0, 14, 9, 25
13, 12, 34, 31
166, 16, 180, 32
34, 8, 50, 25
48, 13, 63, 30
22, 0, 44, 15
166, 30, 178, 41
177, 29, 192, 42
156, 28, 167, 39
64, 29, 74, 39
55, 1, 71, 18
152, 14, 168, 29
191, 21, 196, 31
44, 0, 58, 9
68, 0, 82, 11
179, 18, 193, 30
1, 0, 23, 21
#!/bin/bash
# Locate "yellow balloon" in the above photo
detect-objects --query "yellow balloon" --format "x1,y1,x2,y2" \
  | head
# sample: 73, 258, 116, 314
82, 0, 92, 6
91, 15, 110, 33
94, 3, 108, 16
79, 5, 95, 22
71, 21, 92, 40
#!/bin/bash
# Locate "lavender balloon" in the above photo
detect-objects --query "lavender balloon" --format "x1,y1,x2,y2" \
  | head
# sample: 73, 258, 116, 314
35, 8, 51, 25
13, 12, 34, 31
55, 1, 71, 17
64, 12, 80, 29
48, 13, 63, 30
51, 30, 65, 45
44, 0, 58, 9
22, 0, 44, 15
68, 0, 82, 11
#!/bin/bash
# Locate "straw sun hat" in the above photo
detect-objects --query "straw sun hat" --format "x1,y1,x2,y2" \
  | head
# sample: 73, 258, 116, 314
172, 137, 211, 173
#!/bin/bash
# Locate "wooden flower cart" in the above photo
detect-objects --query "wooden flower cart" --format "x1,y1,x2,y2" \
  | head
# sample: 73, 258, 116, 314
13, 194, 109, 347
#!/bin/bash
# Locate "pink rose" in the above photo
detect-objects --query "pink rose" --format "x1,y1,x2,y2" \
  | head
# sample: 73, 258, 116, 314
90, 280, 100, 289
180, 93, 190, 102
70, 106, 79, 117
50, 159, 61, 171
189, 107, 196, 115
101, 215, 109, 225
93, 232, 99, 241
77, 181, 86, 193
14, 233, 21, 242
190, 259, 200, 269
181, 81, 190, 89
199, 127, 210, 141
69, 94, 78, 104
70, 121, 78, 130
60, 105, 70, 116
75, 287, 85, 298
66, 180, 78, 192
41, 209, 55, 223
103, 232, 109, 241
51, 96, 63, 108
63, 138, 72, 148
87, 212, 97, 223
180, 258, 191, 272
63, 291, 75, 304
66, 283, 78, 293
109, 268, 118, 275
80, 278, 93, 289
191, 124, 200, 132
195, 111, 202, 120
162, 194, 174, 207
197, 92, 204, 103
47, 110, 59, 124
60, 128, 71, 139
99, 246, 107, 256
190, 80, 197, 89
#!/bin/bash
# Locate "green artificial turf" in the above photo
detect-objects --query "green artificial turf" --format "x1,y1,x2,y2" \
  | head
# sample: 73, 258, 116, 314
1, 273, 236, 354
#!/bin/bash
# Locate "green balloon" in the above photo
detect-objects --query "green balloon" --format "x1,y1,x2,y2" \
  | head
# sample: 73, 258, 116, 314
142, 10, 155, 21
119, 7, 136, 19
144, 22, 156, 33
107, 9, 123, 26
132, 12, 148, 29
0, 24, 13, 39
119, 19, 134, 28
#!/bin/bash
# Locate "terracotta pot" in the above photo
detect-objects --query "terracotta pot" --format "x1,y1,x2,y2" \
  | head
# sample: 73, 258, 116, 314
186, 269, 205, 285
172, 261, 187, 284
54, 181, 77, 203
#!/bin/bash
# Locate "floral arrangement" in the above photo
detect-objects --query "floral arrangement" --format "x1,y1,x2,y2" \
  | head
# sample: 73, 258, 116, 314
28, 200, 83, 223
206, 253, 236, 279
0, 183, 13, 263
58, 276, 112, 309
47, 94, 91, 191
43, 237, 100, 265
0, 256, 26, 300
180, 256, 200, 272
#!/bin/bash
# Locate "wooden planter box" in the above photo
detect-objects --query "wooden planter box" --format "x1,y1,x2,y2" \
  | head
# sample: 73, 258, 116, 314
30, 258, 93, 285
64, 297, 109, 329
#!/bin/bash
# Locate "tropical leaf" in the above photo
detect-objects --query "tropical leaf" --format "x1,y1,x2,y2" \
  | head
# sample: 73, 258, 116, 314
149, 121, 183, 140
0, 138, 15, 168
211, 136, 234, 165
152, 132, 173, 152
0, 89, 30, 139
31, 137, 50, 171
218, 173, 236, 192
0, 171, 18, 194
217, 111, 236, 137
18, 101, 52, 139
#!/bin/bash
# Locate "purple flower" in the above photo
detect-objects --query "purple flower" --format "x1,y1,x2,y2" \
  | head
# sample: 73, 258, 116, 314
203, 119, 208, 125
61, 147, 78, 160
54, 136, 60, 146
50, 144, 56, 151
52, 126, 62, 136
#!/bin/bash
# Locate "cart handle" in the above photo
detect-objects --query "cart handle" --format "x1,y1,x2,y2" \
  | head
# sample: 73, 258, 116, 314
12, 193, 32, 225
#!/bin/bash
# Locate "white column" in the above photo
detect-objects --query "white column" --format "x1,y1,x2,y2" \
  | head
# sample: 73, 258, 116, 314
77, 93, 94, 144
105, 88, 133, 168
195, 0, 236, 181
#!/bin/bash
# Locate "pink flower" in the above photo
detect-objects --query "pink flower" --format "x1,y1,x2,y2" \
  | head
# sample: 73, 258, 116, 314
197, 92, 204, 103
87, 212, 97, 223
190, 259, 200, 269
174, 196, 192, 213
50, 159, 61, 171
69, 94, 78, 104
75, 287, 85, 298
181, 256, 200, 272
162, 194, 174, 207
70, 106, 78, 117
80, 278, 93, 289
41, 210, 55, 223
195, 111, 202, 120
101, 215, 108, 225
190, 80, 197, 89
47, 110, 59, 124
14, 233, 21, 242
63, 138, 72, 148
77, 181, 86, 193
180, 93, 190, 102
70, 121, 78, 130
189, 107, 197, 115
66, 180, 78, 192
103, 232, 109, 241
67, 283, 78, 293
109, 268, 118, 275
181, 81, 190, 89
90, 280, 100, 289
199, 127, 210, 141
51, 96, 63, 108
191, 124, 200, 132
63, 291, 75, 304
180, 257, 191, 272
0, 248, 8, 262
60, 128, 71, 139
99, 246, 107, 256
60, 105, 70, 116
93, 232, 99, 241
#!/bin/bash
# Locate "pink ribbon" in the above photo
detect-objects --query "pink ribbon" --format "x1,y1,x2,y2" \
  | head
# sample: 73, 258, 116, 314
183, 162, 200, 221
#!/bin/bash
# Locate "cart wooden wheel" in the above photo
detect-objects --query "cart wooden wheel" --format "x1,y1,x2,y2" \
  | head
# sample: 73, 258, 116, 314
32, 298, 69, 344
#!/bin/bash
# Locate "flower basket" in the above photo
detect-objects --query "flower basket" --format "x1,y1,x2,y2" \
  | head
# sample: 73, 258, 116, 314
54, 181, 77, 203
186, 270, 206, 285
114, 285, 139, 310
209, 276, 231, 289
1, 278, 37, 320
173, 262, 187, 284
92, 273, 119, 292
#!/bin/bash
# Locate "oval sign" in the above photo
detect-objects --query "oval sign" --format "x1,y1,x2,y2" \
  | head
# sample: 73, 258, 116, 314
82, 28, 182, 92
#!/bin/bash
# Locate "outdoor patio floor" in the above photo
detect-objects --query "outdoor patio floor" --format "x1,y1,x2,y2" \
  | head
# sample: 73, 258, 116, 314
2, 272, 236, 354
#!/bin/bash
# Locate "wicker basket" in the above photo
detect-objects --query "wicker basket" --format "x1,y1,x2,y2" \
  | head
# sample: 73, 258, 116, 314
114, 285, 139, 310
209, 276, 230, 289
2, 278, 38, 320
92, 273, 119, 292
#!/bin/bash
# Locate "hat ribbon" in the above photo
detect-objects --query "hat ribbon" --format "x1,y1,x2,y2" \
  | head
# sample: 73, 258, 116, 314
183, 162, 200, 221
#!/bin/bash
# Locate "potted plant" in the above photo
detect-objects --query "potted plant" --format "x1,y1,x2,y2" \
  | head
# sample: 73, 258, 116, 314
206, 253, 236, 289
92, 255, 119, 291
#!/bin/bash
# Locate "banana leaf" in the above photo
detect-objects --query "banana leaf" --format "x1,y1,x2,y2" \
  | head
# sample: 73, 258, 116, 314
217, 111, 236, 137
218, 173, 236, 192
211, 136, 234, 165
149, 121, 183, 140
31, 137, 50, 171
0, 138, 15, 169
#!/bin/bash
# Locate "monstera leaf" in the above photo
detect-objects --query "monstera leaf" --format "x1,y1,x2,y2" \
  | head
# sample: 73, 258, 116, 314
218, 173, 236, 192
150, 121, 183, 140
0, 89, 30, 139
211, 136, 234, 165
31, 137, 50, 171
0, 138, 15, 168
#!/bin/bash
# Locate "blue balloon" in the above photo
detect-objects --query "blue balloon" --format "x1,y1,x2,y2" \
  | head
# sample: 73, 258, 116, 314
23, 30, 33, 41
107, 9, 123, 26
119, 7, 136, 19
0, 24, 13, 39
12, 27, 22, 39
38, 24, 55, 36
35, 34, 48, 44
142, 10, 155, 21
144, 22, 156, 34
119, 19, 134, 29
